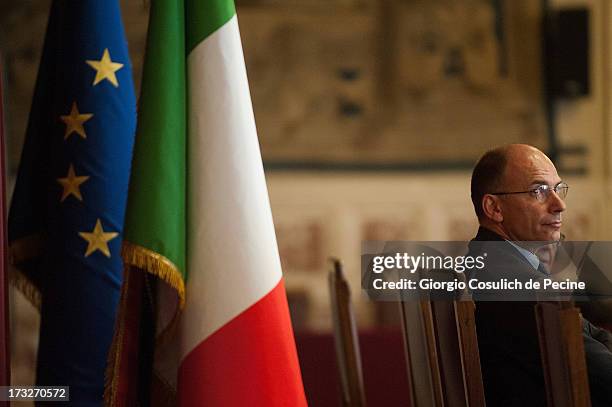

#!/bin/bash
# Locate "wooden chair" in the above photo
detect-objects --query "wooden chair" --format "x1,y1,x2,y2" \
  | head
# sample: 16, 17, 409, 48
399, 298, 444, 407
329, 258, 367, 407
535, 301, 591, 407
434, 299, 486, 407
399, 271, 485, 407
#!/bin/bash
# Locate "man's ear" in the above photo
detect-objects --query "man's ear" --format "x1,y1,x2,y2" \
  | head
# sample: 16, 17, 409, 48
482, 195, 504, 223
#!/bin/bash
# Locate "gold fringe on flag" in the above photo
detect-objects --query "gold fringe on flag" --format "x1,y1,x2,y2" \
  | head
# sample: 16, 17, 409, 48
9, 269, 41, 310
105, 241, 185, 406
104, 263, 131, 407
121, 241, 185, 309
8, 234, 44, 309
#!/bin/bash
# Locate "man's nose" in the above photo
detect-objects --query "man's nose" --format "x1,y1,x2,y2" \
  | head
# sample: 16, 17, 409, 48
548, 189, 566, 212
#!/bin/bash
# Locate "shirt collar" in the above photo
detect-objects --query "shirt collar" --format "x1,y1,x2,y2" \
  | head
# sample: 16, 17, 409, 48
506, 240, 541, 271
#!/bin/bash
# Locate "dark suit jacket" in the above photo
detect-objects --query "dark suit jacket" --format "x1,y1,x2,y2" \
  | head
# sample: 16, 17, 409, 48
468, 227, 612, 407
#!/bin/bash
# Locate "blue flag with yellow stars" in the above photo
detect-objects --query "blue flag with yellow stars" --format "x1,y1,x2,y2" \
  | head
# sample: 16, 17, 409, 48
8, 0, 135, 403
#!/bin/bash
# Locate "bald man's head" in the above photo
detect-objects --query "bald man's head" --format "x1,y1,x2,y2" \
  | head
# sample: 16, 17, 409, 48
471, 144, 566, 241
471, 144, 556, 218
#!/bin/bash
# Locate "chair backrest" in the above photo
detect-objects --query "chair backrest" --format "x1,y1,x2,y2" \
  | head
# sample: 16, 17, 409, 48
399, 271, 485, 407
453, 301, 486, 407
431, 299, 485, 407
329, 258, 366, 407
399, 298, 445, 407
535, 301, 591, 407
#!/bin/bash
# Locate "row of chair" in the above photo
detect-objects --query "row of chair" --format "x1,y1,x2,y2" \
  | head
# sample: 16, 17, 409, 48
328, 258, 591, 407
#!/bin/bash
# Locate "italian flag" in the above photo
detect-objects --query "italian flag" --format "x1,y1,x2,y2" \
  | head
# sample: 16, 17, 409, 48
106, 0, 307, 405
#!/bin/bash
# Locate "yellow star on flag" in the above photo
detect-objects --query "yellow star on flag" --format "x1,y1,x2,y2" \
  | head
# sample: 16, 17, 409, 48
86, 48, 124, 87
79, 219, 119, 258
57, 164, 90, 202
60, 102, 93, 140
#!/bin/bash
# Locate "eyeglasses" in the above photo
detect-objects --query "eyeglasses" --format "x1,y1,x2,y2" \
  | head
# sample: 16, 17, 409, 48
490, 182, 569, 203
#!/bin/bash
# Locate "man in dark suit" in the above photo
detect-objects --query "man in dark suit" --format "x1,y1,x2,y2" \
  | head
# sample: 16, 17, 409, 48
468, 144, 612, 406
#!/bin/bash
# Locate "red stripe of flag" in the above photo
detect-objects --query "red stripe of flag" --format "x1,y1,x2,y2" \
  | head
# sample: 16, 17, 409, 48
178, 279, 307, 406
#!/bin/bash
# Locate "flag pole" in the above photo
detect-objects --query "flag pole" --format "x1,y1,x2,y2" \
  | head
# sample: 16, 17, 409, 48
0, 52, 11, 399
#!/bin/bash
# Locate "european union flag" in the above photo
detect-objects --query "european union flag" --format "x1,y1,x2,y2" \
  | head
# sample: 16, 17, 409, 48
8, 0, 135, 403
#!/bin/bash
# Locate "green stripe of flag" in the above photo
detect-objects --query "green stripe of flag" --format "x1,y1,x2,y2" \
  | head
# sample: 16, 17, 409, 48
185, 0, 236, 55
123, 0, 186, 276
